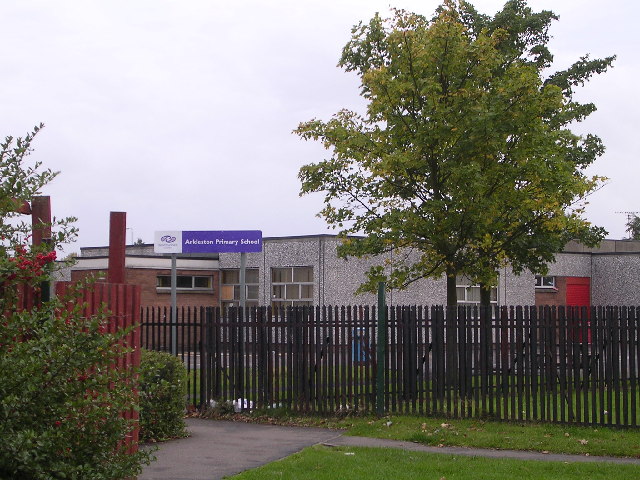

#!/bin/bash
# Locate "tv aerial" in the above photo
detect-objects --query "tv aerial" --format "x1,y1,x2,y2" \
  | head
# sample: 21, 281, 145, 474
615, 211, 640, 223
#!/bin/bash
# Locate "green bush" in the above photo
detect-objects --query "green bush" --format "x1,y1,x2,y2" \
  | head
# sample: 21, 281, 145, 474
138, 349, 188, 442
0, 291, 153, 480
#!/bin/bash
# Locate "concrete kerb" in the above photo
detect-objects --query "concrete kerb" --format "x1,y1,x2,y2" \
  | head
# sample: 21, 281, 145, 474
139, 418, 640, 480
326, 435, 640, 465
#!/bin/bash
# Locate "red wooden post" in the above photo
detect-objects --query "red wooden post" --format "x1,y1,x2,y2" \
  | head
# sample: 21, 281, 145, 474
108, 212, 127, 284
31, 196, 52, 246
31, 196, 52, 304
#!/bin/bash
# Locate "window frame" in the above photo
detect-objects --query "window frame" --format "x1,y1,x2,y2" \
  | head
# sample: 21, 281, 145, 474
535, 275, 556, 290
455, 275, 498, 306
156, 275, 214, 292
271, 266, 314, 309
220, 268, 260, 308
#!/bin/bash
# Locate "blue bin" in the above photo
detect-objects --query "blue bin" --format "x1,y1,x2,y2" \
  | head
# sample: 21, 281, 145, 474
352, 327, 368, 362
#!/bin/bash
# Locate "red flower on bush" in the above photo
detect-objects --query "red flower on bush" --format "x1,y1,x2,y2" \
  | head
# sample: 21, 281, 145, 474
5, 246, 57, 283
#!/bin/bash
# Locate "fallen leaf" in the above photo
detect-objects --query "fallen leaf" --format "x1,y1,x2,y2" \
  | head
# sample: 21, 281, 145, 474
579, 439, 589, 445
564, 433, 570, 437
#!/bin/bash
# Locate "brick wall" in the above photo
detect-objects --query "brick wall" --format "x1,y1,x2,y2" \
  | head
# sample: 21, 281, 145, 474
535, 276, 567, 307
70, 268, 219, 309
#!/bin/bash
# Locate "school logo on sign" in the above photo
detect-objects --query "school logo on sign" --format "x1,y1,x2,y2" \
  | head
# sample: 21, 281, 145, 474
154, 231, 182, 253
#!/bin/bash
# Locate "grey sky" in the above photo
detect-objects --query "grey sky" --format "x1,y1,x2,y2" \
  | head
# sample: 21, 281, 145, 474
1, 0, 637, 253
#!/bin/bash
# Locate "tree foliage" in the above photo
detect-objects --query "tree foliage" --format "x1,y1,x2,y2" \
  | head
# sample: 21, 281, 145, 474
0, 126, 152, 479
296, 0, 613, 304
626, 215, 640, 240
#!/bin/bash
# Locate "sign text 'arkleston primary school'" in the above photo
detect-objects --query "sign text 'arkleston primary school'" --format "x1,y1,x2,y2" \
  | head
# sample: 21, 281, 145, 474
154, 230, 262, 254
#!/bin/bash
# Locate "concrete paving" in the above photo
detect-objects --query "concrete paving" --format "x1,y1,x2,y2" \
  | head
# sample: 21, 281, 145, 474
139, 418, 640, 480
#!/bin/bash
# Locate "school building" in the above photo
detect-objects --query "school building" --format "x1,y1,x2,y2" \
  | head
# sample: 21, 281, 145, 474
67, 235, 640, 309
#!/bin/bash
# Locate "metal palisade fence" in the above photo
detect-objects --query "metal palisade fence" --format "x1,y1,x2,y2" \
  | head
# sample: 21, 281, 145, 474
140, 305, 640, 428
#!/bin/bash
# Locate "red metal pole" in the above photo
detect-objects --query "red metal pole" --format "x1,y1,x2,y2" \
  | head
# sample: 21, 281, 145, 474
108, 212, 126, 284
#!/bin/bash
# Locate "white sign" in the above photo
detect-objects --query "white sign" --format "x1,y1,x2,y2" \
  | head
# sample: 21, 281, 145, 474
154, 231, 182, 253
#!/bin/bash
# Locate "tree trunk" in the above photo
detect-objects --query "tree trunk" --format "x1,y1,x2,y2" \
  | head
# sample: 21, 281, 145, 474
446, 269, 457, 307
479, 283, 491, 307
479, 272, 498, 308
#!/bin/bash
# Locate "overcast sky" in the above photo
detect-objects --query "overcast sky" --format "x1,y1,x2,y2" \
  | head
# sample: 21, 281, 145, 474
1, 0, 637, 253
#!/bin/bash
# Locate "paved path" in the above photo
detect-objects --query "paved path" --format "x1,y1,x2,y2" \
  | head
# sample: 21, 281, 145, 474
139, 418, 640, 480
139, 419, 342, 480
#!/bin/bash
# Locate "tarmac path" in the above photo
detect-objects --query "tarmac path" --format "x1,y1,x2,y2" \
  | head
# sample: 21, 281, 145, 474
139, 419, 342, 480
139, 418, 640, 480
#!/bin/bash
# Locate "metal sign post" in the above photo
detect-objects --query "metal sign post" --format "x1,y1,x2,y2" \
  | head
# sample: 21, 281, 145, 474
240, 252, 247, 311
376, 281, 387, 416
171, 253, 177, 355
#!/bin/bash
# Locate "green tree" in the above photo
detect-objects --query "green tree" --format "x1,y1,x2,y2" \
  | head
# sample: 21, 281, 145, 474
0, 126, 152, 479
296, 0, 612, 305
626, 215, 640, 240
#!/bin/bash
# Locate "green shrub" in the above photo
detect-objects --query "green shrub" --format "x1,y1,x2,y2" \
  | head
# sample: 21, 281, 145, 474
0, 290, 153, 480
138, 349, 188, 442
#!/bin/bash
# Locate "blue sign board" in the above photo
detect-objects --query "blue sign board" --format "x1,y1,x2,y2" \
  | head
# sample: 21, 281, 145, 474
154, 230, 262, 254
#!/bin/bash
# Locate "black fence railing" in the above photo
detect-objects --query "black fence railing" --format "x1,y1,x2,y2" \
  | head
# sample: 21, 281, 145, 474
140, 305, 640, 428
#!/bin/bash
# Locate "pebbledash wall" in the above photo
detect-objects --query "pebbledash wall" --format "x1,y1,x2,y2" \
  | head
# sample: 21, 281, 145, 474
67, 235, 640, 308
219, 235, 533, 306
543, 239, 640, 307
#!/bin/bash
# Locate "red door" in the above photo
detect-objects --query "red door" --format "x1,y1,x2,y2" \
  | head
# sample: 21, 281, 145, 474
566, 277, 590, 343
566, 277, 590, 307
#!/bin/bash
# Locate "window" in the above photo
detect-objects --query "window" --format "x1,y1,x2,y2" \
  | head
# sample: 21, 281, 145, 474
221, 269, 259, 309
156, 275, 213, 291
456, 276, 497, 305
535, 276, 556, 289
271, 267, 314, 309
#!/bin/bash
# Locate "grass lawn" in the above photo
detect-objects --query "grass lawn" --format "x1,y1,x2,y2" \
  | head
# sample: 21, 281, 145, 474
226, 444, 640, 480
223, 410, 640, 458
344, 415, 640, 457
